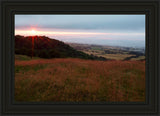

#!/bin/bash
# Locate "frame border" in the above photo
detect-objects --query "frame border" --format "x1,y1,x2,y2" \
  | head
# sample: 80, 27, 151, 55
0, 0, 159, 115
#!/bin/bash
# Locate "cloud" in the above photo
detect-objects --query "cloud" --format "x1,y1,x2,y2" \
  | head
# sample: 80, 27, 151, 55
15, 15, 145, 31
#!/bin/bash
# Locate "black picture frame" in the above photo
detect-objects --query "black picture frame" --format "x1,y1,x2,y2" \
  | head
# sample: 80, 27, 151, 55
0, 0, 159, 115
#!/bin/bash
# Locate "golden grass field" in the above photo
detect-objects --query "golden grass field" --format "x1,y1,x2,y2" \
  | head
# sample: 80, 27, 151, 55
15, 55, 145, 102
83, 50, 145, 60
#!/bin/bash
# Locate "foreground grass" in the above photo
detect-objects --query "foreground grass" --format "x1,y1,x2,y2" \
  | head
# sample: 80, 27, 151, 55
15, 56, 145, 102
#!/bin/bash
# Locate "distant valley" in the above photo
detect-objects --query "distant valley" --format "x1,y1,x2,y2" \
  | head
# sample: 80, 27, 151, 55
67, 43, 145, 61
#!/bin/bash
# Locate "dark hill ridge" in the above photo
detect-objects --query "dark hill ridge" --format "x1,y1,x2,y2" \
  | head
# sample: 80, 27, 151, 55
15, 35, 106, 61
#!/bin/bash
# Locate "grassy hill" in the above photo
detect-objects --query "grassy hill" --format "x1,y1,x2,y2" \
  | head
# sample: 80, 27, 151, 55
14, 36, 145, 102
15, 35, 106, 61
15, 55, 145, 102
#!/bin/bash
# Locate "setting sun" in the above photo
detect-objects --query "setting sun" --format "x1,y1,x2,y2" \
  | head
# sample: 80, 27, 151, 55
30, 29, 37, 35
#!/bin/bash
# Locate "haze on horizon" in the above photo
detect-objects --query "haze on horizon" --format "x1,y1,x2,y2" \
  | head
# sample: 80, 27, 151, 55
15, 15, 145, 48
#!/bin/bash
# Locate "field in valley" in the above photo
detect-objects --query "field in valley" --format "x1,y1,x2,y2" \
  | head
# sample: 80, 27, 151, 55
15, 55, 145, 102
68, 43, 145, 61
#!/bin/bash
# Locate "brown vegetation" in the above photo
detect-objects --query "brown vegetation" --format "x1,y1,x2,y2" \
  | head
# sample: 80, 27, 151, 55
15, 55, 145, 102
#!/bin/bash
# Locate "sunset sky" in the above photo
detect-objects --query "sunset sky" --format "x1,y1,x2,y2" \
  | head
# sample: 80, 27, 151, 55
15, 15, 145, 48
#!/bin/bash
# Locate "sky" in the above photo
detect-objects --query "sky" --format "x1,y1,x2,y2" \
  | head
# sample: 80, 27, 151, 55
15, 15, 145, 48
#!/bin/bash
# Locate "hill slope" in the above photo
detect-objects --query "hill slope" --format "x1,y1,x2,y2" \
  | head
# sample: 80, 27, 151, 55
15, 56, 145, 102
15, 35, 106, 60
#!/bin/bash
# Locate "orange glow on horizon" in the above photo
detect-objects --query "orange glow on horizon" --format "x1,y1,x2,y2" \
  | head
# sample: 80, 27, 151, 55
15, 29, 144, 36
15, 30, 107, 36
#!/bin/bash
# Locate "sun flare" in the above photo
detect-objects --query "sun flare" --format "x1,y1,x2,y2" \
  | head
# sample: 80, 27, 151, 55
30, 29, 38, 35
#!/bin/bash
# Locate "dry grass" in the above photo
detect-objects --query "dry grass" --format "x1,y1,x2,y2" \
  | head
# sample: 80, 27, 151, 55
131, 56, 145, 61
100, 54, 135, 60
84, 51, 136, 60
15, 56, 145, 102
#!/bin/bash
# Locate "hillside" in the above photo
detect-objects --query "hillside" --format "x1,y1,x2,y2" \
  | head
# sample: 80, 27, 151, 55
15, 35, 106, 60
15, 55, 145, 102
